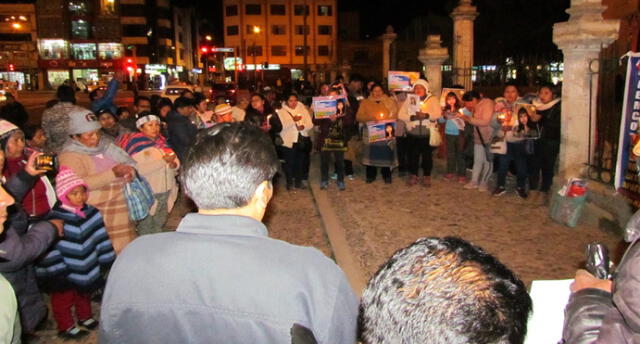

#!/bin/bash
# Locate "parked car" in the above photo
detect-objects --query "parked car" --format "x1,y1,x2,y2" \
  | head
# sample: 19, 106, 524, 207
209, 83, 238, 104
162, 85, 195, 103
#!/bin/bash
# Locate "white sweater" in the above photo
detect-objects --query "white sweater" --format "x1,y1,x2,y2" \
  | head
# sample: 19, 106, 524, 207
276, 103, 314, 148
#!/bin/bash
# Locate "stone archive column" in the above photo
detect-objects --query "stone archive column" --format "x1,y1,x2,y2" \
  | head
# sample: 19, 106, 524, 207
381, 25, 398, 81
451, 0, 478, 90
418, 35, 450, 98
553, 0, 619, 179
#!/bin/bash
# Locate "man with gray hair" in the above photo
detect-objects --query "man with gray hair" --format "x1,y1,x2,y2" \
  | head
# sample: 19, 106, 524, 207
99, 122, 358, 343
359, 237, 532, 344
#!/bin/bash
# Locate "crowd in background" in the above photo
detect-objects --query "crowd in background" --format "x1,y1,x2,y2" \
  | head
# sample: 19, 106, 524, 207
0, 69, 635, 344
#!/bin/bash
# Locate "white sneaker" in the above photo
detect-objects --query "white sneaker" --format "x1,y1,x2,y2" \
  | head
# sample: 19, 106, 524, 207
478, 184, 489, 192
463, 182, 478, 190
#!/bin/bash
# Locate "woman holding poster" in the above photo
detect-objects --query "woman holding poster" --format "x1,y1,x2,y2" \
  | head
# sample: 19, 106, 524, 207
356, 84, 398, 184
277, 93, 314, 190
398, 79, 442, 187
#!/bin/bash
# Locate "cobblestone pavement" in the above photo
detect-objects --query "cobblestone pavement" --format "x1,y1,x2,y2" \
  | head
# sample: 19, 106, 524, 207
325, 169, 623, 288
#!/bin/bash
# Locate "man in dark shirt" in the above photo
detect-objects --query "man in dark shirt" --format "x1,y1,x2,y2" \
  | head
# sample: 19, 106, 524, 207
166, 96, 197, 163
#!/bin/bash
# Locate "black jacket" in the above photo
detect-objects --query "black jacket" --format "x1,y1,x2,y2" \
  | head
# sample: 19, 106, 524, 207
167, 110, 197, 163
244, 106, 283, 143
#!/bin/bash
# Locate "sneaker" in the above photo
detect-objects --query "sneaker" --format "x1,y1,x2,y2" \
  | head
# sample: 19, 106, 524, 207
330, 173, 338, 180
443, 173, 455, 181
406, 175, 418, 187
492, 187, 507, 197
58, 325, 89, 340
78, 317, 99, 330
337, 181, 346, 191
457, 176, 467, 184
516, 188, 528, 199
347, 174, 355, 181
320, 181, 328, 190
478, 184, 489, 192
463, 182, 478, 190
421, 176, 431, 188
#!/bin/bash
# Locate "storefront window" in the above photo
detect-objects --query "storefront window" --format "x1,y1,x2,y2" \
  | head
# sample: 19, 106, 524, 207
98, 43, 123, 60
71, 43, 96, 60
68, 1, 88, 16
71, 19, 90, 39
101, 0, 116, 14
39, 39, 69, 59
47, 70, 70, 88
72, 69, 99, 83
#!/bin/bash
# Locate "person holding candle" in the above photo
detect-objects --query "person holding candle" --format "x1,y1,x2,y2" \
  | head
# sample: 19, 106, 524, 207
489, 83, 529, 199
398, 79, 442, 187
356, 84, 398, 184
245, 93, 282, 146
438, 91, 468, 183
276, 93, 314, 190
461, 91, 496, 192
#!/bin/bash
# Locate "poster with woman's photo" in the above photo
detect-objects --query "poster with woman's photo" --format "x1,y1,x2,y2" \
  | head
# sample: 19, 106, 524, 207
312, 95, 346, 119
367, 120, 396, 143
513, 103, 540, 139
388, 71, 420, 91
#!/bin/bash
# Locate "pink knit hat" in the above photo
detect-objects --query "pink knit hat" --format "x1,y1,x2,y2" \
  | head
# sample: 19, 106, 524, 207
55, 166, 89, 202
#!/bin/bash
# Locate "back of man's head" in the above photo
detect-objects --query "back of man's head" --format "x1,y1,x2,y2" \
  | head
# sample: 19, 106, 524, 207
462, 90, 481, 102
180, 122, 279, 210
57, 85, 76, 104
173, 96, 192, 111
360, 237, 532, 344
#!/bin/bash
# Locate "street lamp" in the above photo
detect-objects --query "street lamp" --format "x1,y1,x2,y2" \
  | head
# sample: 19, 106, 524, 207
205, 35, 212, 41
251, 26, 260, 89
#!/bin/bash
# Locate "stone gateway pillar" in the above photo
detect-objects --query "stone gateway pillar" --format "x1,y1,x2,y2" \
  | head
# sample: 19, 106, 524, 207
418, 35, 449, 98
380, 25, 397, 81
451, 0, 478, 90
553, 0, 619, 179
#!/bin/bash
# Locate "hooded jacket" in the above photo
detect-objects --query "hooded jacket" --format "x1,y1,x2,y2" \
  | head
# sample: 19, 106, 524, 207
397, 80, 442, 137
562, 214, 640, 343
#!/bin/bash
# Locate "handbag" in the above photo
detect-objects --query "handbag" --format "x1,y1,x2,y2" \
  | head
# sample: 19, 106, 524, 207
124, 172, 155, 221
429, 125, 442, 147
490, 135, 507, 155
475, 126, 493, 162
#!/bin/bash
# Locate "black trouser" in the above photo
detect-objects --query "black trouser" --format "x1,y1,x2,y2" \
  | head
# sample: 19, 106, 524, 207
528, 139, 560, 192
397, 136, 409, 173
407, 135, 434, 176
335, 160, 354, 176
299, 137, 312, 181
322, 150, 345, 182
366, 166, 391, 181
281, 144, 306, 186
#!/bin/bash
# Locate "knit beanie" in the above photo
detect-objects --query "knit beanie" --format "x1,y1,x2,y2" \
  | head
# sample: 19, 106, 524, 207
214, 104, 233, 116
68, 106, 101, 135
412, 79, 430, 93
135, 112, 161, 129
55, 165, 89, 203
0, 120, 19, 151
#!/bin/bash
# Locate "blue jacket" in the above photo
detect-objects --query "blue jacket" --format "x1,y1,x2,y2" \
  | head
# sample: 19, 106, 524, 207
90, 79, 119, 115
99, 214, 359, 344
439, 108, 471, 136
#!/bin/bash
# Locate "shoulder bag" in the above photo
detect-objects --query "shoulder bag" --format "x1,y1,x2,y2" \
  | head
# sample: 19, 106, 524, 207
124, 172, 155, 221
475, 126, 493, 162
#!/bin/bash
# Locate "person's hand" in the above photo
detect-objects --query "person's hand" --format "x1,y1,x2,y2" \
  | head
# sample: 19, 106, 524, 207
168, 161, 178, 169
570, 269, 613, 293
113, 164, 135, 182
113, 70, 124, 82
296, 125, 305, 131
461, 115, 471, 123
25, 152, 48, 176
329, 114, 337, 122
260, 123, 271, 132
162, 153, 176, 164
49, 219, 64, 237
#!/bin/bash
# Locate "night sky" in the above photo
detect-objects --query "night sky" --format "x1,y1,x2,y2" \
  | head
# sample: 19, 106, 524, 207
181, 0, 571, 61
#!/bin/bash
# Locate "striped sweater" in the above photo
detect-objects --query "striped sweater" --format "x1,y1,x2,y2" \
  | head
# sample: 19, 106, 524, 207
35, 203, 115, 292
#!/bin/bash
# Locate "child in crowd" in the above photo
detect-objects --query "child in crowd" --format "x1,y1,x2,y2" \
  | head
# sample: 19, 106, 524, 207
23, 124, 47, 152
116, 106, 131, 121
35, 166, 115, 340
439, 92, 468, 183
314, 98, 353, 191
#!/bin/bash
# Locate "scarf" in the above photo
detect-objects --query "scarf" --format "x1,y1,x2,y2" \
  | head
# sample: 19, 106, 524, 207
531, 97, 561, 111
62, 136, 136, 165
60, 202, 87, 218
115, 132, 171, 156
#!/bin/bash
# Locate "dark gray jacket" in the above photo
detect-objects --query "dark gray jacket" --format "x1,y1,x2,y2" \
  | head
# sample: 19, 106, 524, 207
562, 238, 640, 343
0, 170, 56, 332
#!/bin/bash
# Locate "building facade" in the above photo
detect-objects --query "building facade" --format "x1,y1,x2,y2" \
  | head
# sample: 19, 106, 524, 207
0, 2, 39, 90
222, 0, 337, 83
173, 5, 200, 84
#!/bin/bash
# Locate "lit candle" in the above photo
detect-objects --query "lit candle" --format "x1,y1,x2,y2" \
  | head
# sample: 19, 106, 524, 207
379, 113, 384, 119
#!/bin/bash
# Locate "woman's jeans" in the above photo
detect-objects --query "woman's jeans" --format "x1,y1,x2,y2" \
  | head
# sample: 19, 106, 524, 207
471, 143, 493, 186
528, 139, 560, 192
446, 134, 466, 176
497, 142, 528, 189
321, 150, 345, 182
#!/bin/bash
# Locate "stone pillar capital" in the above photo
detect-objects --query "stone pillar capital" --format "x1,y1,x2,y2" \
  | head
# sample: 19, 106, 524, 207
418, 35, 449, 66
451, 0, 478, 21
553, 0, 620, 53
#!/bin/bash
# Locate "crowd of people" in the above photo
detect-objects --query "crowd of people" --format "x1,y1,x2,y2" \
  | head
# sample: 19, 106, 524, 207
0, 71, 636, 344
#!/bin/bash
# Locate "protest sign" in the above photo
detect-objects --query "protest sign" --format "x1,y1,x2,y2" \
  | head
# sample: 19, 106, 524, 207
312, 96, 347, 119
388, 71, 420, 91
367, 120, 396, 143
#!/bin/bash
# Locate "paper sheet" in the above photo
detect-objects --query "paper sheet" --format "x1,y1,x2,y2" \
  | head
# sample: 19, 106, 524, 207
524, 279, 573, 344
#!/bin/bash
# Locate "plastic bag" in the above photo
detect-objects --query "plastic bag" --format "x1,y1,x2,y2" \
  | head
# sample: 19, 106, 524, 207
124, 173, 155, 221
550, 193, 587, 228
